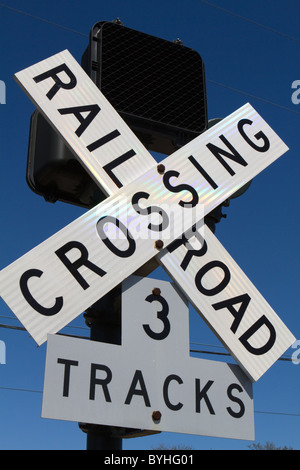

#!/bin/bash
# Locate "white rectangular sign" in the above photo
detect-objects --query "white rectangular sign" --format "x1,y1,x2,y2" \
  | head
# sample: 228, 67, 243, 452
0, 101, 287, 347
42, 276, 254, 440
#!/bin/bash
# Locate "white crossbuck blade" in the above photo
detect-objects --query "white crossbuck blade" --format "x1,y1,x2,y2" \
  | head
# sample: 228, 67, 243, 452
0, 50, 295, 382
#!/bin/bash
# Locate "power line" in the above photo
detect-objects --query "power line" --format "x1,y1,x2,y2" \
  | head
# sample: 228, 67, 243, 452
207, 79, 300, 116
1, 3, 298, 116
2, 1, 299, 45
198, 0, 300, 45
190, 341, 294, 362
0, 323, 25, 332
0, 384, 299, 418
0, 385, 42, 394
190, 347, 294, 362
255, 410, 300, 417
0, 3, 88, 37
0, 321, 87, 332
0, 321, 295, 362
0, 325, 298, 418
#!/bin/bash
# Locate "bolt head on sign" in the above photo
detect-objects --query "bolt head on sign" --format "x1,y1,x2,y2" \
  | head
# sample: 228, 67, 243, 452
0, 50, 295, 383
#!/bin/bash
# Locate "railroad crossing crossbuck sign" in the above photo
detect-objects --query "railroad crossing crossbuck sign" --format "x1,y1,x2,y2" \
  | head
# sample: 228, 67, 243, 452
0, 50, 295, 383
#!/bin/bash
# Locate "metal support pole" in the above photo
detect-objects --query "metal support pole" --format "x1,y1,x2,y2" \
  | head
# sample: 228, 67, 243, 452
79, 286, 123, 451
86, 429, 122, 451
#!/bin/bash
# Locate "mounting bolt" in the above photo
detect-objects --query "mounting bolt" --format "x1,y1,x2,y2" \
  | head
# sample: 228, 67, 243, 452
173, 38, 183, 46
113, 18, 123, 25
152, 287, 161, 296
157, 164, 165, 174
155, 240, 164, 250
152, 410, 162, 422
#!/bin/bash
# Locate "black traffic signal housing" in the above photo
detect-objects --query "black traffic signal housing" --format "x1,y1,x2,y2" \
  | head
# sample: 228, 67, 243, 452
27, 110, 106, 207
26, 21, 208, 208
81, 20, 207, 154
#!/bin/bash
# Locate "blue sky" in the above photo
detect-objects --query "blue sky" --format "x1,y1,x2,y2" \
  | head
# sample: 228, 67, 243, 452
0, 0, 299, 450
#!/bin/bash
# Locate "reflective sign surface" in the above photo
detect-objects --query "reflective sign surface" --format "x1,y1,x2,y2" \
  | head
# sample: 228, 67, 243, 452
0, 99, 288, 346
0, 51, 293, 383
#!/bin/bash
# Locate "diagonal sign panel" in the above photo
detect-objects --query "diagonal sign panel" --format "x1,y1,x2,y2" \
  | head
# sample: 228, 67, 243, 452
0, 50, 294, 382
0, 101, 285, 347
158, 226, 295, 382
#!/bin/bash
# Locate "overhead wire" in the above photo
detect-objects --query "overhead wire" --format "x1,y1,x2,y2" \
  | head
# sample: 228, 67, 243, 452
0, 3, 88, 37
207, 79, 300, 116
0, 385, 298, 418
197, 0, 300, 45
0, 322, 298, 419
0, 320, 296, 362
0, 2, 298, 117
1, 1, 299, 45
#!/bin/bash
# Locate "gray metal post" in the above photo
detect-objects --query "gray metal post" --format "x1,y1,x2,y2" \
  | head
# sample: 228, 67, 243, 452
79, 286, 123, 451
